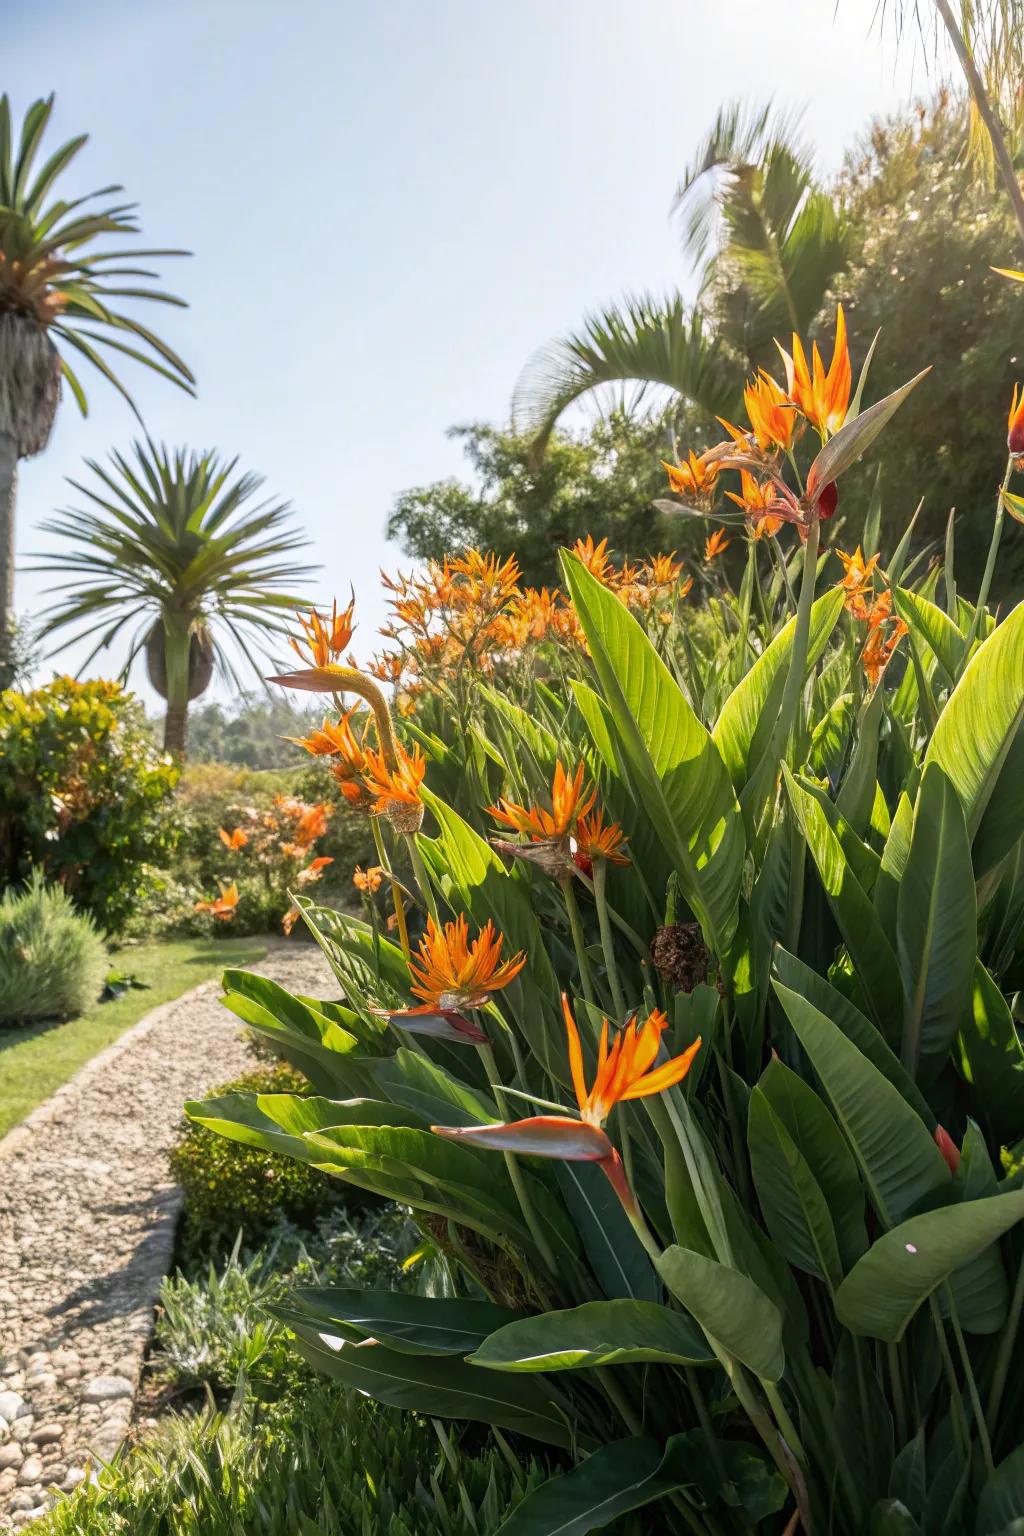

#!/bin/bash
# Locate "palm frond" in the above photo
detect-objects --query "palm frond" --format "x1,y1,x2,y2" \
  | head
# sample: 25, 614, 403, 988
512, 294, 738, 460
27, 440, 319, 695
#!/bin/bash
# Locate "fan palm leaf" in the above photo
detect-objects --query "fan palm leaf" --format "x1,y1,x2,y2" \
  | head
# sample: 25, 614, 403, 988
511, 294, 738, 460
0, 94, 193, 680
28, 440, 317, 757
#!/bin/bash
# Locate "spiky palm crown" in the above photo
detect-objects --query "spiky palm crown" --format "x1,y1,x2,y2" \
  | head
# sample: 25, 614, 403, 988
29, 440, 318, 694
0, 94, 193, 454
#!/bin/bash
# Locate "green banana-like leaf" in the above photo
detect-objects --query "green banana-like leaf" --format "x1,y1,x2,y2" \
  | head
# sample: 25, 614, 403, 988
748, 1088, 844, 1287
896, 764, 977, 1083
924, 600, 1024, 870
892, 587, 967, 681
282, 1288, 521, 1355
656, 1245, 785, 1381
285, 1321, 574, 1447
772, 979, 950, 1226
783, 767, 904, 1036
470, 1299, 713, 1372
562, 552, 745, 954
184, 1092, 423, 1162
712, 588, 845, 794
834, 1192, 1024, 1340
958, 962, 1024, 1142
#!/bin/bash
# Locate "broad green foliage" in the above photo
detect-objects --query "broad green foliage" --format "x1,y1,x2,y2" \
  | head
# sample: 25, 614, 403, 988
188, 349, 1024, 1532
0, 676, 179, 932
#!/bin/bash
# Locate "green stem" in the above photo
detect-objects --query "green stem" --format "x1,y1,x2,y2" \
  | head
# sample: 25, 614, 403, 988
945, 1284, 994, 1474
592, 859, 626, 1020
573, 867, 650, 954
887, 1341, 908, 1448
405, 833, 441, 925
928, 1295, 971, 1463
987, 1241, 1024, 1430
967, 456, 1014, 652
561, 876, 598, 1005
371, 815, 410, 959
477, 1041, 559, 1275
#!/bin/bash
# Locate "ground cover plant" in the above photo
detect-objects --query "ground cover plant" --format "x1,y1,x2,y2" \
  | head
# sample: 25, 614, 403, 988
181, 307, 1024, 1532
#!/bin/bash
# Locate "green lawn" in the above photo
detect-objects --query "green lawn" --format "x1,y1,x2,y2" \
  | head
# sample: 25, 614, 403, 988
0, 935, 268, 1140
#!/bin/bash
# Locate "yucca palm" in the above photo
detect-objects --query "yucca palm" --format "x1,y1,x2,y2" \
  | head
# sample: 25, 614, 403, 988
30, 441, 317, 757
0, 94, 193, 680
512, 102, 848, 455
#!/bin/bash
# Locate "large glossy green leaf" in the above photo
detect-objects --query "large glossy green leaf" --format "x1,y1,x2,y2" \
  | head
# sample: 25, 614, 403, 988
771, 948, 933, 1127
553, 1161, 660, 1302
470, 1299, 712, 1372
896, 765, 977, 1083
285, 1321, 574, 1447
656, 1245, 784, 1380
893, 587, 966, 681
184, 1092, 424, 1162
976, 1444, 1024, 1535
562, 552, 744, 953
834, 1192, 1024, 1340
772, 980, 950, 1226
712, 589, 845, 792
284, 1288, 520, 1355
748, 1087, 843, 1286
836, 682, 884, 838
783, 768, 904, 1036
924, 600, 1024, 855
372, 1047, 497, 1127
958, 962, 1024, 1142
493, 1437, 682, 1536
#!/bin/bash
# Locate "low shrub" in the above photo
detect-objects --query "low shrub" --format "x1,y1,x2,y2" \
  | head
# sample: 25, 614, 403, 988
151, 1206, 417, 1396
34, 1385, 546, 1535
0, 874, 108, 1025
0, 677, 179, 934
169, 1063, 346, 1255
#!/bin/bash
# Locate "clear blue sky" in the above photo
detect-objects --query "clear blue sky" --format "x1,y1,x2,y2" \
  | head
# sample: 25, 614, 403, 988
9, 0, 924, 694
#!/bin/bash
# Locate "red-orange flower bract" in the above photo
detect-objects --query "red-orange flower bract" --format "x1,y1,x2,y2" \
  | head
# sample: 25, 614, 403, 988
432, 997, 701, 1211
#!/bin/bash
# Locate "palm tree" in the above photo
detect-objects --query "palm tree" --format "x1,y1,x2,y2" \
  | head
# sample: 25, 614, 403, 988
29, 440, 317, 757
0, 94, 193, 681
512, 102, 848, 455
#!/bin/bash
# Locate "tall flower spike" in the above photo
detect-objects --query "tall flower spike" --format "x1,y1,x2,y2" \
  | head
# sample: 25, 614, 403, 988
1008, 384, 1024, 459
432, 998, 702, 1211
777, 304, 851, 439
361, 741, 427, 834
377, 914, 525, 1045
488, 761, 596, 842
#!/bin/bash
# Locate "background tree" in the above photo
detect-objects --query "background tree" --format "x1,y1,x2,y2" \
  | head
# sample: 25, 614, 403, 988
386, 412, 711, 587
0, 94, 194, 682
829, 94, 1021, 587
185, 696, 322, 769
30, 440, 316, 758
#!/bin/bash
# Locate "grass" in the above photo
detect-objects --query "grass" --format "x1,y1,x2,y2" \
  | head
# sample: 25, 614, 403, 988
0, 935, 268, 1140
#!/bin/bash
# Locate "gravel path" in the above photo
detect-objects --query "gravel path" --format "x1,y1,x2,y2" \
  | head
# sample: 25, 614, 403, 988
0, 941, 333, 1529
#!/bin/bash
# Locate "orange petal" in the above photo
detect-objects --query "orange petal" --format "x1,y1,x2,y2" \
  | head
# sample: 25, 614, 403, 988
562, 994, 589, 1114
619, 1037, 703, 1100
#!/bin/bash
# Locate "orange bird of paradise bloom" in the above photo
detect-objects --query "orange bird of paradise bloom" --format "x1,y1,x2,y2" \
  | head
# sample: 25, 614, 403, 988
776, 304, 851, 439
195, 882, 240, 921
433, 997, 702, 1211
662, 450, 719, 501
572, 807, 629, 876
378, 913, 526, 1044
353, 863, 385, 894
218, 826, 248, 850
1008, 384, 1024, 459
289, 598, 355, 668
360, 741, 427, 834
488, 761, 596, 842
704, 528, 730, 562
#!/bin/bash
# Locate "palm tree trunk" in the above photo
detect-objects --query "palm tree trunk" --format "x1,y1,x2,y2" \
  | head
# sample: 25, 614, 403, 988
0, 431, 18, 688
161, 619, 192, 760
163, 697, 189, 757
932, 0, 1024, 248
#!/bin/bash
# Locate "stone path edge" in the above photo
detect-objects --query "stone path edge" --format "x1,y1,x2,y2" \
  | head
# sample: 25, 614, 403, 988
0, 977, 221, 1166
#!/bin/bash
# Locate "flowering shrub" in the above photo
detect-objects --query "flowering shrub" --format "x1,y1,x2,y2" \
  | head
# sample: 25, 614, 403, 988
0, 677, 179, 932
190, 312, 1024, 1533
